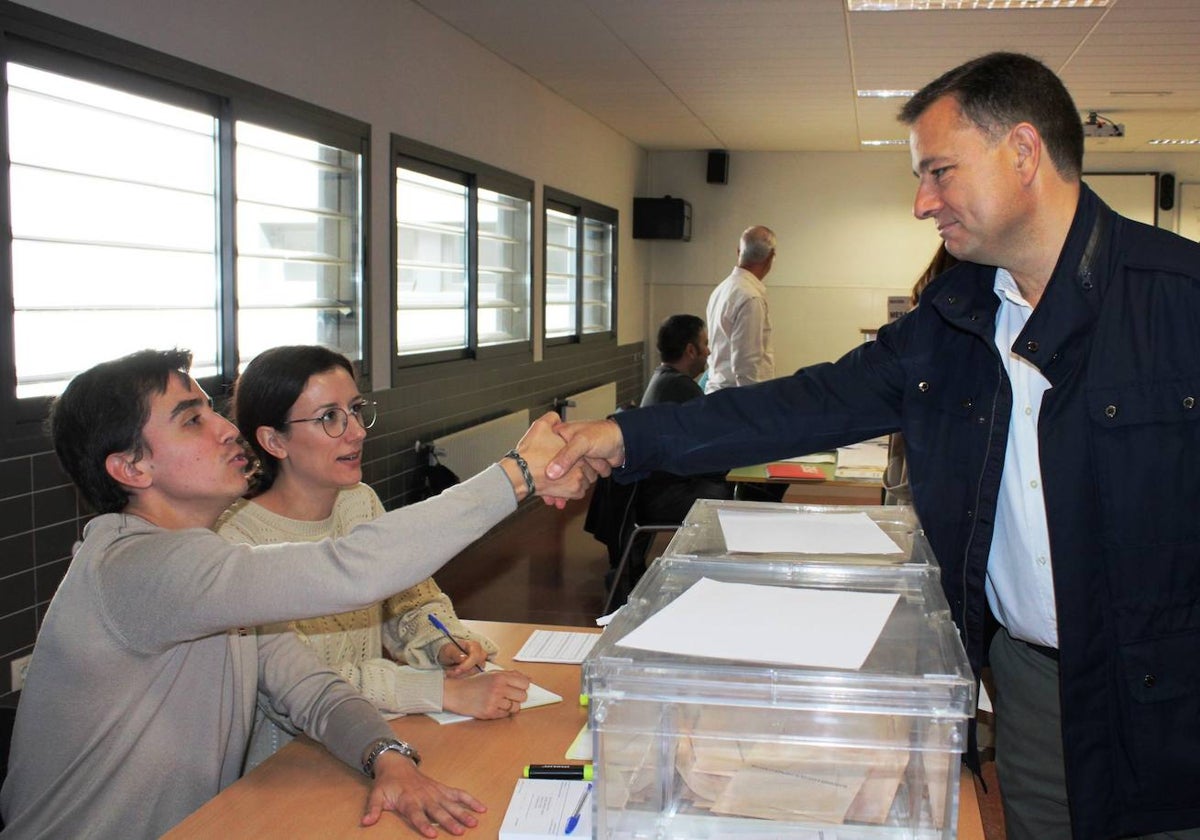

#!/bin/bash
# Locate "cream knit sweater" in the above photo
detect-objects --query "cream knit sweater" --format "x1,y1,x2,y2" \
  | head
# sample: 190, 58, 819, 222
217, 483, 497, 769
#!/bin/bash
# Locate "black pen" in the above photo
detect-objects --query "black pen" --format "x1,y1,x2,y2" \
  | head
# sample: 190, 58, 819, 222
427, 614, 485, 672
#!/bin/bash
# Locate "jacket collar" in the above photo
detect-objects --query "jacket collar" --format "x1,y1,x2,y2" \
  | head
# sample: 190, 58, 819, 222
929, 184, 1114, 384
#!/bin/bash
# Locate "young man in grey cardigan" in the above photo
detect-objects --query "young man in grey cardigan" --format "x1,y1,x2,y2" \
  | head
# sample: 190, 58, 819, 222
0, 348, 587, 839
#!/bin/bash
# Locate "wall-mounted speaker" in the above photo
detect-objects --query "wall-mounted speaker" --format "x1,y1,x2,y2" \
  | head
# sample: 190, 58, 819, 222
1159, 173, 1176, 212
633, 196, 692, 241
706, 150, 729, 185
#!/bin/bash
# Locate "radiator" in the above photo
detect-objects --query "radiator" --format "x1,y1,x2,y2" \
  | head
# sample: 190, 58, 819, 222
430, 410, 531, 481
558, 382, 616, 422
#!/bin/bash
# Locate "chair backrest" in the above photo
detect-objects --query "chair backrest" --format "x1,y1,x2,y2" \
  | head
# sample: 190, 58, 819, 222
882, 432, 912, 506
1, 701, 16, 825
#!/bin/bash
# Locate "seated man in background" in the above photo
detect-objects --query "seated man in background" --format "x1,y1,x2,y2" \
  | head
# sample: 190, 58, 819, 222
588, 315, 731, 600
638, 314, 732, 525
0, 348, 588, 839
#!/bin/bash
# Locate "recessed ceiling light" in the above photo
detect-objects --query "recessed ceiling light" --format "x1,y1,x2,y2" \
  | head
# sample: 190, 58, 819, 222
1148, 139, 1200, 146
857, 89, 917, 98
848, 0, 1109, 9
861, 139, 909, 146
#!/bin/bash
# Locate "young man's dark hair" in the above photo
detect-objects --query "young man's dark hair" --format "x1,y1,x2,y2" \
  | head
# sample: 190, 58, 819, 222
898, 51, 1084, 180
49, 348, 194, 514
656, 314, 705, 364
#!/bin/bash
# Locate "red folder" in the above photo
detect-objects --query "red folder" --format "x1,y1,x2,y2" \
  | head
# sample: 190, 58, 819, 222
765, 462, 826, 481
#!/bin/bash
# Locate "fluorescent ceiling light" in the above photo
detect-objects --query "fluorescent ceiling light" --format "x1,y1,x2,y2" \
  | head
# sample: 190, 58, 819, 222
857, 89, 916, 98
849, 0, 1109, 9
861, 139, 909, 146
1148, 139, 1200, 146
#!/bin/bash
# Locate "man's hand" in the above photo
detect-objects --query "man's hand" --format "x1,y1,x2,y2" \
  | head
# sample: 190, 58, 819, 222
503, 412, 599, 508
443, 669, 531, 719
436, 638, 488, 677
361, 752, 486, 836
540, 419, 627, 507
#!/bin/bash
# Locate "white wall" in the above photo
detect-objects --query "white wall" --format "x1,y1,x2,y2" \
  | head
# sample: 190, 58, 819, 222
16, 0, 650, 385
645, 148, 1200, 376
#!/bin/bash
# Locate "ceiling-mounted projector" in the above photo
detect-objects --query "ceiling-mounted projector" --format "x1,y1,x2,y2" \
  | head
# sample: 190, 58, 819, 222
1083, 111, 1124, 138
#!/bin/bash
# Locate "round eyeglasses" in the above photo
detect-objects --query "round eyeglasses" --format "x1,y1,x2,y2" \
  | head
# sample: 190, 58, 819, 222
283, 401, 378, 438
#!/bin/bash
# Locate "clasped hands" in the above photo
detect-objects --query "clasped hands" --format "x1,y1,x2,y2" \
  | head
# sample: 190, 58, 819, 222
508, 414, 627, 508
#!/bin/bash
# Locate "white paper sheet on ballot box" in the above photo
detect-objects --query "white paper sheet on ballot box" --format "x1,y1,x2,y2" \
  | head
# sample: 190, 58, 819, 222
615, 578, 900, 670
717, 509, 902, 555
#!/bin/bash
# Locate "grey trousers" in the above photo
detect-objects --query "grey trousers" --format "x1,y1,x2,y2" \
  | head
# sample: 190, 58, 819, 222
990, 627, 1200, 840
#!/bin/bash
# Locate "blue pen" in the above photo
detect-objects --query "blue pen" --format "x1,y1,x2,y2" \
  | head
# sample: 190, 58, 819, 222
427, 614, 485, 672
564, 782, 591, 836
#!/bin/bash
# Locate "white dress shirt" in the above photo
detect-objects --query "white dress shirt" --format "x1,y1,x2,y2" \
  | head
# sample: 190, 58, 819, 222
704, 266, 774, 393
986, 268, 1058, 648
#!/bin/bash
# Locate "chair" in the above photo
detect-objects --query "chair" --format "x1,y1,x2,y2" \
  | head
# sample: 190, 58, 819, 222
882, 433, 912, 506
602, 524, 679, 615
1, 698, 17, 829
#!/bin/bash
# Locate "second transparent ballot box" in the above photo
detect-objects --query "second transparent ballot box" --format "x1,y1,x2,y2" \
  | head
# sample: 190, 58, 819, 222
583, 556, 974, 839
661, 500, 935, 572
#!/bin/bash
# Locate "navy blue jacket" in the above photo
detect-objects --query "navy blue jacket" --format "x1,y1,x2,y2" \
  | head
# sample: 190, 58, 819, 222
613, 185, 1200, 839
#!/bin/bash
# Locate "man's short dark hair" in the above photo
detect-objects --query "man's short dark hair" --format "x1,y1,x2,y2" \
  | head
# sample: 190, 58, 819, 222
898, 52, 1083, 180
50, 349, 194, 514
657, 314, 704, 364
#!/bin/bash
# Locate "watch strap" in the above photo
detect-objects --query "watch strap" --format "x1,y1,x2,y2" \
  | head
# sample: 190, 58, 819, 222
362, 737, 421, 777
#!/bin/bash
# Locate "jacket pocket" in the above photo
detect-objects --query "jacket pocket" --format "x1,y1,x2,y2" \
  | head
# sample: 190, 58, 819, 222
1113, 628, 1200, 808
1086, 376, 1200, 549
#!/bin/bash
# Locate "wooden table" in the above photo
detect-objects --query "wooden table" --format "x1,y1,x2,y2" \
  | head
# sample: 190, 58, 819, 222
727, 458, 885, 506
165, 620, 984, 839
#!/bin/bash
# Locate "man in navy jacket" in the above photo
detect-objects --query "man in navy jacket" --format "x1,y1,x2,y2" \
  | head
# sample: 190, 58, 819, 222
548, 53, 1200, 840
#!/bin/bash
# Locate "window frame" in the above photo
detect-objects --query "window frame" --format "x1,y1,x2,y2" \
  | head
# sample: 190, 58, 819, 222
542, 186, 618, 349
390, 134, 534, 374
0, 5, 371, 456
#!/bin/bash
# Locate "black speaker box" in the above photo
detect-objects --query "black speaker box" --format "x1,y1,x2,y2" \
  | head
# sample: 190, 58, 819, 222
706, 150, 729, 184
1159, 173, 1175, 212
633, 196, 691, 241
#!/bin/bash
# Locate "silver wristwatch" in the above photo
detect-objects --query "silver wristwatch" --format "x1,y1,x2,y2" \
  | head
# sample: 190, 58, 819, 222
362, 737, 421, 777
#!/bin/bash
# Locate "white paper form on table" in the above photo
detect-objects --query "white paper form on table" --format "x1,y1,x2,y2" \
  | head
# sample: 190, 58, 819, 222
615, 577, 900, 670
513, 630, 599, 664
717, 509, 903, 555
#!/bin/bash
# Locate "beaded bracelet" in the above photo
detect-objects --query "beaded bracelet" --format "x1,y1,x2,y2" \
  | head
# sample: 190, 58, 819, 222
504, 448, 536, 496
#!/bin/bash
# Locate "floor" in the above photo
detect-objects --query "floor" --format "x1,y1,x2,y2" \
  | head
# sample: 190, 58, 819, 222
435, 491, 1006, 840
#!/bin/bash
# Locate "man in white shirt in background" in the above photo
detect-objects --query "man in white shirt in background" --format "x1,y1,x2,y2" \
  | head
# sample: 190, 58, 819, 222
704, 225, 777, 394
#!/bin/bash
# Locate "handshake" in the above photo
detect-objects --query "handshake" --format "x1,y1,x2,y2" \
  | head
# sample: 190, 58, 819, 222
499, 413, 628, 508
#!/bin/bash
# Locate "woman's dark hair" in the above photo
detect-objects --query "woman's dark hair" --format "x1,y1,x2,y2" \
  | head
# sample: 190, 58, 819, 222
912, 243, 959, 306
231, 345, 356, 494
50, 348, 193, 514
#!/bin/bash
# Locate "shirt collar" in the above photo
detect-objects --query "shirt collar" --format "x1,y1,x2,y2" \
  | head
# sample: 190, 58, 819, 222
994, 267, 1034, 310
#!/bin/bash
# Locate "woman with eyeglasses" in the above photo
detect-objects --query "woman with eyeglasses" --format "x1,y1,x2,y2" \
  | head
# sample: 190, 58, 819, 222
217, 345, 531, 772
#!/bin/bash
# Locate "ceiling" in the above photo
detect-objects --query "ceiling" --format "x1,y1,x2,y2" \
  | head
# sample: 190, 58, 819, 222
413, 0, 1200, 153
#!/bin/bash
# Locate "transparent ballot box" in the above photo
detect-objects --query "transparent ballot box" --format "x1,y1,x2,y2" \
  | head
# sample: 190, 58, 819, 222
661, 500, 935, 572
583, 557, 973, 839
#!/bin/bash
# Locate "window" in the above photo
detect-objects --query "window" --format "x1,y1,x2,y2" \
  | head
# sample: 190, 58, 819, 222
393, 137, 532, 367
235, 122, 363, 366
8, 62, 221, 398
543, 188, 617, 345
0, 27, 367, 450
